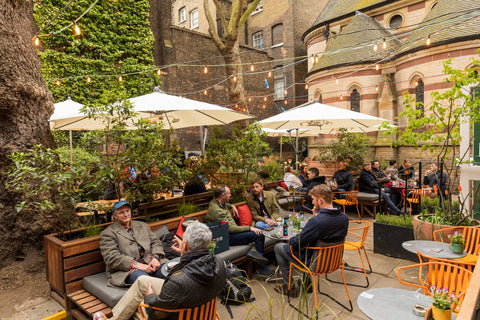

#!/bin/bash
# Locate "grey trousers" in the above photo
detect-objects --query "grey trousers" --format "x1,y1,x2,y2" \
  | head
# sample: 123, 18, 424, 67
274, 242, 295, 286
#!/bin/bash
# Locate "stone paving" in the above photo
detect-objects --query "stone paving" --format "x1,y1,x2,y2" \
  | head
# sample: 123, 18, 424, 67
7, 214, 420, 320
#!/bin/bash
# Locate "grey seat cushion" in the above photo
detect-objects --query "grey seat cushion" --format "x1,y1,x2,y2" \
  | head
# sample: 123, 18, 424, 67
357, 192, 381, 201
216, 245, 252, 261
153, 225, 170, 239
82, 272, 128, 307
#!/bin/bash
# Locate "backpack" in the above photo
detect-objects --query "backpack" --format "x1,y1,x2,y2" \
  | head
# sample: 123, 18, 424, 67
220, 262, 255, 318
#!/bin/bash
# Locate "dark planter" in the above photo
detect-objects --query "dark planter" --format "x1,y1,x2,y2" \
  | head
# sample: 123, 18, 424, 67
373, 222, 417, 262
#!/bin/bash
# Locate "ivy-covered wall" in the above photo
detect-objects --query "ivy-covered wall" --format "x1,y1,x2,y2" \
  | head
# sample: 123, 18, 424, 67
33, 0, 158, 104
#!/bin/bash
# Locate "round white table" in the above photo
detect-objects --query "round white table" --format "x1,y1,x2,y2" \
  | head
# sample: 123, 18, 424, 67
402, 240, 467, 259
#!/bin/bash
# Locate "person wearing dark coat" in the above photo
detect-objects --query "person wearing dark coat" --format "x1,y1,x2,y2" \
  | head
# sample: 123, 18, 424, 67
423, 163, 448, 197
332, 161, 354, 191
105, 221, 227, 320
359, 163, 404, 215
296, 167, 325, 213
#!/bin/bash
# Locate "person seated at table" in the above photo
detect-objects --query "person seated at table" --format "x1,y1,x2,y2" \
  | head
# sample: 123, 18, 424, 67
100, 201, 168, 287
385, 160, 404, 184
246, 177, 281, 230
296, 167, 325, 214
359, 163, 404, 215
283, 166, 303, 190
398, 159, 416, 181
332, 160, 354, 192
423, 163, 448, 198
274, 184, 349, 297
371, 160, 391, 188
285, 155, 296, 168
298, 164, 309, 187
206, 185, 270, 267
96, 220, 227, 320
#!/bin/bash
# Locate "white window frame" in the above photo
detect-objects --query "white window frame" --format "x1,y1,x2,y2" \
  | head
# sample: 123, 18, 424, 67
190, 9, 199, 29
252, 31, 264, 49
274, 76, 286, 100
179, 7, 186, 23
251, 0, 263, 15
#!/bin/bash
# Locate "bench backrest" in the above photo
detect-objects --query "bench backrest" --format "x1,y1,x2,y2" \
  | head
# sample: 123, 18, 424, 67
137, 191, 213, 217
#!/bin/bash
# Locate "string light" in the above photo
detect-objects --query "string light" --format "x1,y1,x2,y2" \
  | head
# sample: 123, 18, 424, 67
263, 97, 267, 101
73, 22, 81, 36
86, 76, 91, 83
118, 75, 123, 82
267, 71, 272, 77
203, 66, 208, 74
284, 100, 288, 105
335, 78, 339, 85
248, 97, 252, 102
250, 64, 255, 72
284, 89, 288, 96
373, 43, 378, 51
55, 79, 61, 86
233, 75, 237, 82
382, 38, 387, 49
426, 35, 431, 46
314, 55, 319, 64
375, 85, 378, 92
34, 36, 40, 46
203, 89, 207, 95
262, 104, 266, 109
305, 84, 309, 89
375, 64, 379, 70
340, 95, 343, 100
156, 69, 161, 76
415, 80, 419, 86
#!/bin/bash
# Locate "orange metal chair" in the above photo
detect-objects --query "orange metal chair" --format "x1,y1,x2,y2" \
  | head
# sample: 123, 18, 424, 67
433, 226, 480, 267
417, 251, 476, 272
397, 262, 472, 313
405, 188, 430, 215
288, 242, 353, 312
343, 220, 372, 286
333, 190, 360, 219
138, 297, 220, 320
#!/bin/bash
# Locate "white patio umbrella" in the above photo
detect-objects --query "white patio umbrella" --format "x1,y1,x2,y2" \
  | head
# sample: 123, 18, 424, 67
259, 101, 394, 165
129, 87, 255, 130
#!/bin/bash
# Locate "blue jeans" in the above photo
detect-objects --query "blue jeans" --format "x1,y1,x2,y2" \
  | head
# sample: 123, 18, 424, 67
381, 191, 402, 215
230, 231, 265, 255
125, 264, 167, 285
255, 221, 278, 229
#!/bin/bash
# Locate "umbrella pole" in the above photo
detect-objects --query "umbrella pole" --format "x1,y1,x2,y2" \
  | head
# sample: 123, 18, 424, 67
295, 129, 299, 170
280, 137, 283, 159
69, 130, 73, 166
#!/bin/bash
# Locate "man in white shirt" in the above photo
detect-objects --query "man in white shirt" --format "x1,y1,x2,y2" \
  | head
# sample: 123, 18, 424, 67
283, 166, 303, 190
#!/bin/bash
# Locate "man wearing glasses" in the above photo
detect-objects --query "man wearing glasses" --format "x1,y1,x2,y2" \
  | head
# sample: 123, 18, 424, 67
100, 201, 167, 287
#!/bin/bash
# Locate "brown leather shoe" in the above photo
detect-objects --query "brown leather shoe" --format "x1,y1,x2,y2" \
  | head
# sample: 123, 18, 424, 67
274, 283, 299, 298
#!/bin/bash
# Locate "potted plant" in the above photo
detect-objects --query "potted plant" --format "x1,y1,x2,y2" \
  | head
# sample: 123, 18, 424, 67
373, 214, 417, 261
385, 56, 480, 234
424, 286, 458, 320
448, 232, 464, 254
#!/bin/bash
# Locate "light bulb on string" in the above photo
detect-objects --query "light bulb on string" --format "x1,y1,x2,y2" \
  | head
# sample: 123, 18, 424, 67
55, 79, 61, 86
156, 69, 161, 76
373, 43, 378, 51
415, 80, 419, 87
340, 95, 343, 101
118, 75, 123, 82
305, 84, 309, 90
233, 75, 237, 82
375, 85, 378, 92
263, 96, 267, 102
382, 38, 387, 49
73, 22, 81, 36
284, 89, 288, 96
314, 55, 319, 64
262, 104, 266, 109
267, 71, 272, 77
86, 76, 91, 83
235, 104, 238, 108
248, 97, 252, 102
426, 35, 431, 46
34, 36, 40, 46
203, 66, 208, 74
335, 78, 339, 85
375, 64, 379, 71
250, 64, 255, 72
203, 89, 207, 95
284, 100, 288, 105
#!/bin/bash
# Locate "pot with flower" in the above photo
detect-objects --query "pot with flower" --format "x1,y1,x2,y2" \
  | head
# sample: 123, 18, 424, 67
289, 212, 303, 232
425, 286, 458, 320
448, 232, 464, 254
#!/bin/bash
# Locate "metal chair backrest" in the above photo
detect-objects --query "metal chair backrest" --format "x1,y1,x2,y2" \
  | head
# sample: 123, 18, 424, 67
345, 190, 359, 204
417, 250, 476, 272
347, 220, 370, 247
139, 297, 219, 320
433, 226, 480, 255
307, 242, 345, 274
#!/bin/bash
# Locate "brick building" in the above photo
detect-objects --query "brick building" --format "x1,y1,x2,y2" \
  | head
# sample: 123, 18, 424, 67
303, 0, 480, 163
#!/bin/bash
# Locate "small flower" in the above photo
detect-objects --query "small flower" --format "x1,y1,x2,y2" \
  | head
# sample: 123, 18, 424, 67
431, 287, 458, 311
448, 232, 464, 244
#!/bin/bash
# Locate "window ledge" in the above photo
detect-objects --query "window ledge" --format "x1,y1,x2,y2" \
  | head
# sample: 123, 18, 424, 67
271, 42, 284, 48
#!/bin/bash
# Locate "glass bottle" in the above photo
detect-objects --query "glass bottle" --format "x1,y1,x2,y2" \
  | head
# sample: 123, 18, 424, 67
283, 218, 289, 237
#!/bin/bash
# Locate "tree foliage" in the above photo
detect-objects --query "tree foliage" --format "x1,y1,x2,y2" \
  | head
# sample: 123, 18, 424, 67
33, 0, 158, 104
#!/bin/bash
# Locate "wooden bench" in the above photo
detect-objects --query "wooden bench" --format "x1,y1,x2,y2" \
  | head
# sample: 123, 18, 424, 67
137, 191, 213, 217
45, 202, 276, 320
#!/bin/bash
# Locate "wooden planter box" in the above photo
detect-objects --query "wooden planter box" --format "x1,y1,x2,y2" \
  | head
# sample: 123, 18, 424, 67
373, 222, 417, 262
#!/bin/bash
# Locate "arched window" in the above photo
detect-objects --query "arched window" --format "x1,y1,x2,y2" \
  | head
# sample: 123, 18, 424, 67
415, 79, 424, 117
272, 24, 284, 47
314, 90, 322, 103
350, 88, 360, 112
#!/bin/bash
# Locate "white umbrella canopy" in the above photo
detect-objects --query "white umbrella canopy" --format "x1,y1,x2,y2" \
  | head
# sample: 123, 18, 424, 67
259, 101, 393, 134
129, 87, 255, 129
50, 97, 86, 129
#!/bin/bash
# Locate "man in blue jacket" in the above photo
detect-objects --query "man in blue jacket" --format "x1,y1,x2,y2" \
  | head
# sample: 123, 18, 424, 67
274, 184, 349, 297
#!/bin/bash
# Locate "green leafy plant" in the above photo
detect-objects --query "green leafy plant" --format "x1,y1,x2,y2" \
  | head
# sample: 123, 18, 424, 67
383, 56, 480, 226
84, 224, 103, 238
375, 214, 413, 228
177, 202, 199, 216
448, 232, 464, 245
208, 241, 216, 254
259, 156, 284, 181
430, 286, 458, 311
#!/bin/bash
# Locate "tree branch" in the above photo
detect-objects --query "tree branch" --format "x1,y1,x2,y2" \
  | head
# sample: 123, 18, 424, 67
204, 0, 226, 51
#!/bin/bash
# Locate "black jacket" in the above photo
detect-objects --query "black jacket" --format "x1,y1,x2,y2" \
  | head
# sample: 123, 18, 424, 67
304, 175, 326, 205
144, 250, 226, 311
332, 169, 354, 191
359, 169, 379, 194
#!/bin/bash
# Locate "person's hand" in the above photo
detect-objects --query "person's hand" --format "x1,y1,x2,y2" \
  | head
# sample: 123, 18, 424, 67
171, 235, 185, 254
149, 257, 161, 271
135, 262, 153, 273
231, 205, 238, 219
145, 283, 154, 296
249, 226, 263, 235
265, 219, 276, 226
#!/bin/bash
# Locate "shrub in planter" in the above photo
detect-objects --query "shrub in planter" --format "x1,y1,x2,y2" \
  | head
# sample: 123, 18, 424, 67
374, 214, 417, 261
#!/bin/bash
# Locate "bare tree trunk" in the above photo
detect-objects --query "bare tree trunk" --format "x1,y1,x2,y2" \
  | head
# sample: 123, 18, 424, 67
223, 42, 246, 108
0, 0, 56, 263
